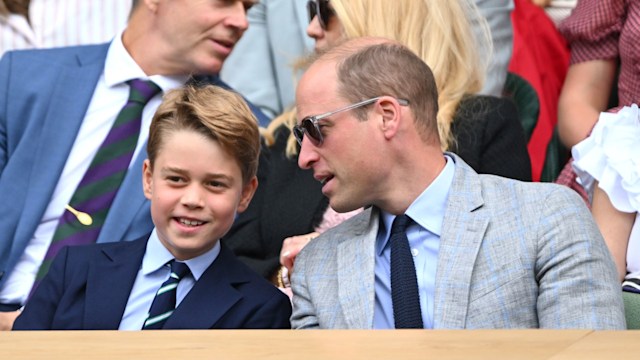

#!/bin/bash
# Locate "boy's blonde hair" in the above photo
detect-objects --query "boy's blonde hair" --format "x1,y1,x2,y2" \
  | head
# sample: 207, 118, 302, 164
147, 85, 260, 184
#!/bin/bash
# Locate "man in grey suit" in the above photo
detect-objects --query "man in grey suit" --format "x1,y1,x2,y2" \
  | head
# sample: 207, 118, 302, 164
0, 0, 263, 330
291, 37, 626, 330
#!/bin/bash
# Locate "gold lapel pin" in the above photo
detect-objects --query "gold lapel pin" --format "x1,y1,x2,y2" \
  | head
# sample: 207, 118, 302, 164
65, 205, 93, 226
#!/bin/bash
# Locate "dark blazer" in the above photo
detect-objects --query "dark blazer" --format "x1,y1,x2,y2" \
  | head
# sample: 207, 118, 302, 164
13, 236, 291, 330
0, 43, 268, 291
222, 95, 531, 279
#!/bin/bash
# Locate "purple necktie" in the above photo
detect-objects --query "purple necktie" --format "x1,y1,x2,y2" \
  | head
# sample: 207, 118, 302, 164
31, 79, 161, 295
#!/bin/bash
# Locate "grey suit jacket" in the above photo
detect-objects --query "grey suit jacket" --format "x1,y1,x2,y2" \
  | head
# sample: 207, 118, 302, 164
291, 154, 625, 329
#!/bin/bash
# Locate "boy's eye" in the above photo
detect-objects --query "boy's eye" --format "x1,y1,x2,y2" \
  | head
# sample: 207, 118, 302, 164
167, 176, 185, 183
208, 180, 226, 188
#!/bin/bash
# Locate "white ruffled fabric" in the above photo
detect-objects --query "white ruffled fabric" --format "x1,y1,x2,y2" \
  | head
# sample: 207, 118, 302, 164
572, 104, 640, 212
572, 104, 640, 281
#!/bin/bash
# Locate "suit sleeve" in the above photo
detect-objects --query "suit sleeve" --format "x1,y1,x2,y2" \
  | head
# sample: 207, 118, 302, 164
290, 249, 320, 329
12, 247, 71, 330
535, 186, 626, 329
242, 290, 292, 329
0, 51, 12, 173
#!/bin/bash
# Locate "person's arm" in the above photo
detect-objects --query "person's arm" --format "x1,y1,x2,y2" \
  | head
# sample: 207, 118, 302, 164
241, 291, 292, 329
0, 51, 12, 173
280, 232, 318, 274
0, 311, 20, 331
591, 184, 635, 282
557, 59, 617, 148
12, 247, 71, 330
536, 185, 626, 329
289, 247, 320, 329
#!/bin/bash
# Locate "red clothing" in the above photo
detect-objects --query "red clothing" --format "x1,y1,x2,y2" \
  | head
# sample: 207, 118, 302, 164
560, 0, 640, 106
509, 0, 570, 181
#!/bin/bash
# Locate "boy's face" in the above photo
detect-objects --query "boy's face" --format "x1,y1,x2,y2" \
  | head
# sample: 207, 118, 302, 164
142, 129, 257, 260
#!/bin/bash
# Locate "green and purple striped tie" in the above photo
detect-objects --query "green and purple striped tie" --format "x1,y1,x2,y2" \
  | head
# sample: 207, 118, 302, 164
31, 79, 161, 294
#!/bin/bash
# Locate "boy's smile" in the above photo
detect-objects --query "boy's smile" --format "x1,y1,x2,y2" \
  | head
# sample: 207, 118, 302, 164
143, 129, 256, 261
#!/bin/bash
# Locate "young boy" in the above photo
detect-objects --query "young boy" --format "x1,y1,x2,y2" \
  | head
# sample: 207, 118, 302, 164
13, 85, 291, 330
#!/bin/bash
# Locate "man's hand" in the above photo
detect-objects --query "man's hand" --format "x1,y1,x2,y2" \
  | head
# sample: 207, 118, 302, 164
0, 310, 21, 331
280, 232, 319, 274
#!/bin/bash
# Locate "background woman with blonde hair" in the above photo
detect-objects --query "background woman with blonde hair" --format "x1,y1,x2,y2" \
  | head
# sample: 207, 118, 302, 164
223, 0, 530, 287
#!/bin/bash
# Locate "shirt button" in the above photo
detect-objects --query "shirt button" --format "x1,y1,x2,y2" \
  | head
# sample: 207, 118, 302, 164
411, 249, 419, 257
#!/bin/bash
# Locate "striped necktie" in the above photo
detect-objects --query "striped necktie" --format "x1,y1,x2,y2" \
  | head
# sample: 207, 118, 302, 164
143, 260, 191, 330
390, 214, 424, 328
31, 79, 161, 294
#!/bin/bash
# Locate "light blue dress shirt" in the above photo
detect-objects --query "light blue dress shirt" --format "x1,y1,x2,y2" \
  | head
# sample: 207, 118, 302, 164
373, 155, 455, 329
118, 229, 220, 330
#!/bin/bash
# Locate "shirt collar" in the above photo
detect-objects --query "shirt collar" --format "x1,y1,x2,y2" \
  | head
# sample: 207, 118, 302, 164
142, 228, 221, 281
104, 29, 189, 91
376, 154, 455, 255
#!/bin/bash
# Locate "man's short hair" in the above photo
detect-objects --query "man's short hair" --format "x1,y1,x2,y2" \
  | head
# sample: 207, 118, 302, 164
147, 85, 260, 184
331, 42, 440, 143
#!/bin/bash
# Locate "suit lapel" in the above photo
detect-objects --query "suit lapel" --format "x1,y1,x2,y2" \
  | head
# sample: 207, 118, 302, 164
97, 151, 150, 243
84, 236, 148, 329
164, 246, 244, 329
337, 208, 378, 329
433, 154, 488, 329
17, 45, 108, 245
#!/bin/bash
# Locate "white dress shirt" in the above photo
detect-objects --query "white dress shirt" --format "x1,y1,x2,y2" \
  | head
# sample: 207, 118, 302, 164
119, 229, 221, 330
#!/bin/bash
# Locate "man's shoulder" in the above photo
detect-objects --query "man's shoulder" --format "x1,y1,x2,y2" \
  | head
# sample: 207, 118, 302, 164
1, 42, 109, 63
302, 209, 373, 257
479, 173, 583, 204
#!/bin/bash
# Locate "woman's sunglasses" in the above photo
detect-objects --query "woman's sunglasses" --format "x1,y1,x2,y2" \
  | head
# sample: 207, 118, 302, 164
307, 0, 335, 30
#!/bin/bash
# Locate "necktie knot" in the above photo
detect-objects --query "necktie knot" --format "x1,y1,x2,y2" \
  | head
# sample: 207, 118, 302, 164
126, 79, 162, 105
391, 214, 412, 235
169, 260, 191, 281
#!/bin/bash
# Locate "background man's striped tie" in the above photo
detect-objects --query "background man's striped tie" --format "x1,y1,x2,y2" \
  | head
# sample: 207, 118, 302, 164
30, 79, 161, 295
143, 260, 191, 329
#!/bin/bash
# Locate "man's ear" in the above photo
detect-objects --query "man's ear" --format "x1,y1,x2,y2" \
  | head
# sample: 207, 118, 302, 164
377, 97, 403, 140
142, 159, 153, 200
237, 176, 258, 213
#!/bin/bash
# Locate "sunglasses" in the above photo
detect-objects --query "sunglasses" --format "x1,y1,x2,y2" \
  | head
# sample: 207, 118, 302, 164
307, 0, 335, 30
293, 97, 410, 146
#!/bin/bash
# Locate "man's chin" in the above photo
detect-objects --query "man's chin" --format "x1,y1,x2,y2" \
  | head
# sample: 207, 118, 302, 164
329, 198, 362, 214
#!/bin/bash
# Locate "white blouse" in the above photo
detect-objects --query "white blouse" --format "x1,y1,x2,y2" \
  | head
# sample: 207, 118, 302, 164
573, 104, 640, 281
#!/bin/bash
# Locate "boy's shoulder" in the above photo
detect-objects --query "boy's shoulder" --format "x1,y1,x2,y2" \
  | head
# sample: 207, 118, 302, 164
214, 245, 286, 298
